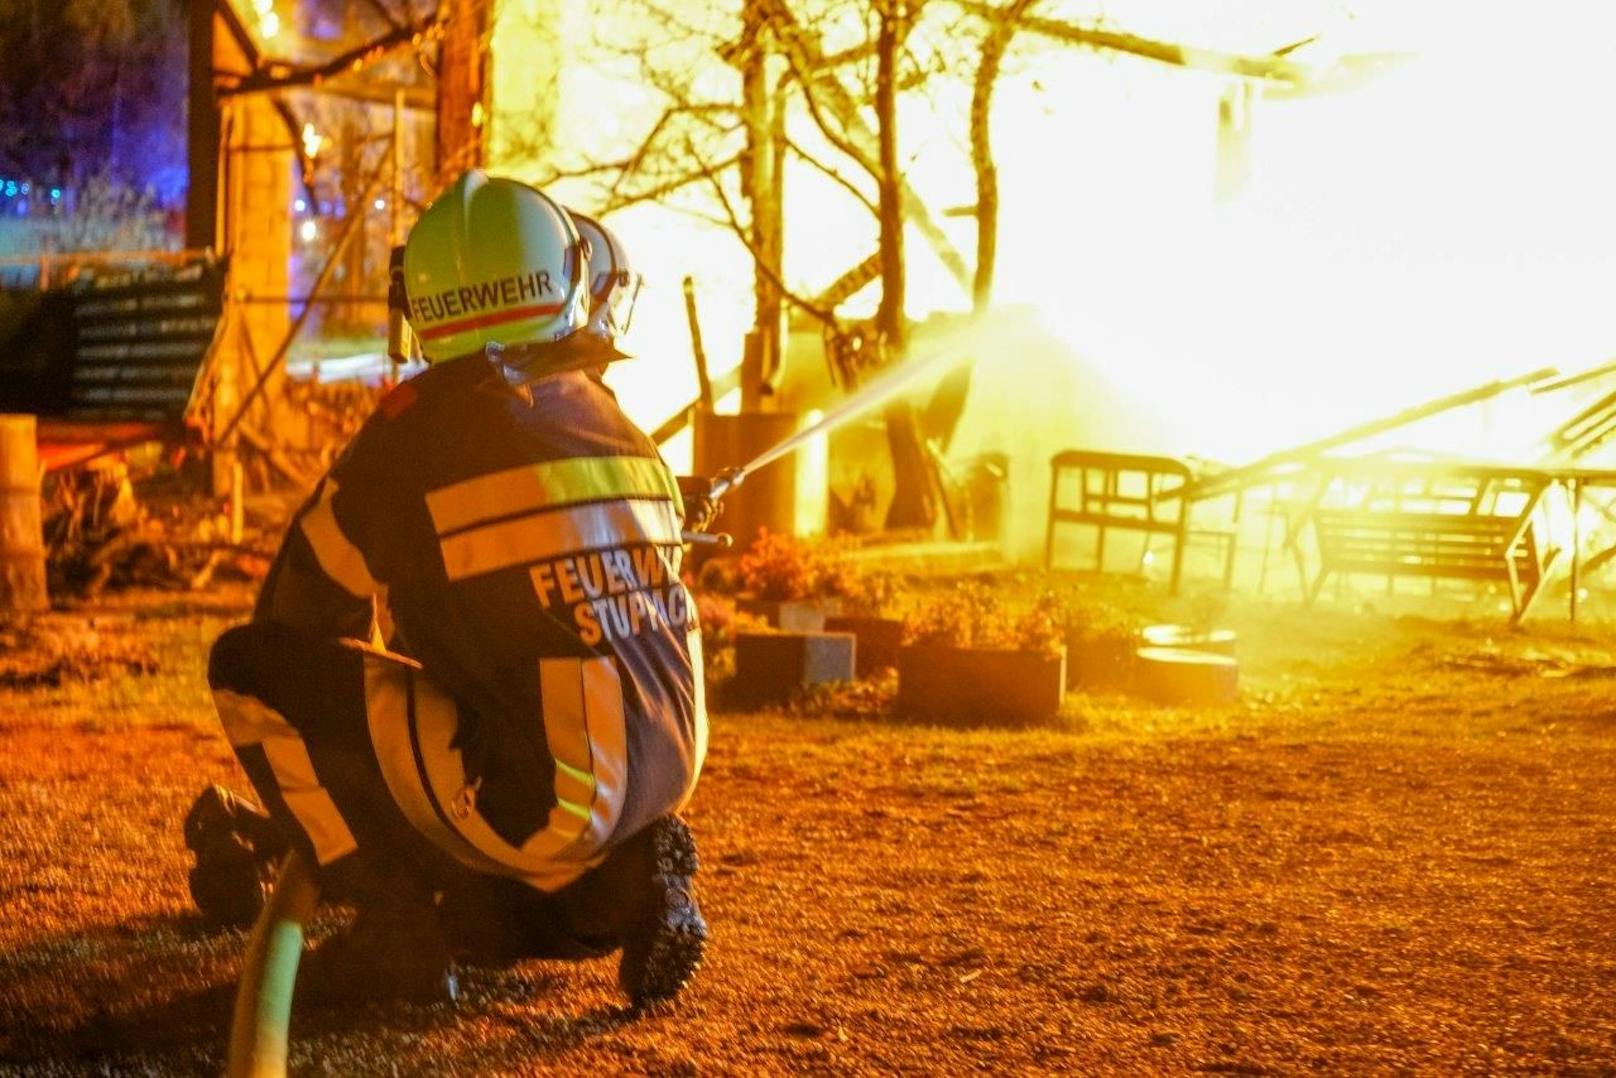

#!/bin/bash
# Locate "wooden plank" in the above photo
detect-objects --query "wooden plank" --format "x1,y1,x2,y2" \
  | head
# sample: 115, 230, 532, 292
0, 415, 48, 613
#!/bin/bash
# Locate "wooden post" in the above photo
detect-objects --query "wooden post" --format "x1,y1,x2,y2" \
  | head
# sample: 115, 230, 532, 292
186, 0, 220, 251
0, 415, 48, 615
435, 0, 489, 188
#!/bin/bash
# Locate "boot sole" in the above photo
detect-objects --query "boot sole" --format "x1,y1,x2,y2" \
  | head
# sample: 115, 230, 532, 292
622, 817, 708, 1008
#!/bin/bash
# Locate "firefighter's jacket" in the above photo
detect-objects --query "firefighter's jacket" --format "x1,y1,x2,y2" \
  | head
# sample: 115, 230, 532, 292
256, 356, 707, 887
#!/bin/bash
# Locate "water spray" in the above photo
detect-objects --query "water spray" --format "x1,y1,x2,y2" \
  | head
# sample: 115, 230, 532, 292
703, 312, 1006, 506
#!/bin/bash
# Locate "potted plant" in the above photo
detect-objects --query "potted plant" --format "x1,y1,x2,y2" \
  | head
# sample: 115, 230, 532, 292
896, 585, 1067, 727
735, 529, 844, 631
823, 569, 904, 677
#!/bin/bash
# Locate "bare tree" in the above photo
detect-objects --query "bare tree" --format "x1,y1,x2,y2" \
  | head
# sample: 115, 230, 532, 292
509, 0, 1342, 533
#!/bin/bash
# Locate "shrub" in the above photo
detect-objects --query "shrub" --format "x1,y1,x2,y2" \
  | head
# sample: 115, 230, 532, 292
738, 529, 849, 601
905, 584, 994, 649
903, 585, 1068, 659
1011, 591, 1066, 658
839, 568, 898, 618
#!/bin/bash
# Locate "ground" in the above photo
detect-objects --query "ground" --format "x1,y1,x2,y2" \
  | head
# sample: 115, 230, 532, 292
2, 580, 1615, 1074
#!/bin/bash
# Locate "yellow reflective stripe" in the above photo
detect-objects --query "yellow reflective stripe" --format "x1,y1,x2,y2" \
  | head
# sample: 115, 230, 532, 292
554, 799, 591, 822
426, 455, 680, 536
675, 627, 708, 814
439, 498, 681, 582
362, 656, 619, 890
553, 761, 596, 818
522, 656, 629, 862
363, 658, 531, 879
300, 479, 380, 598
214, 689, 359, 865
214, 688, 297, 747
555, 759, 593, 786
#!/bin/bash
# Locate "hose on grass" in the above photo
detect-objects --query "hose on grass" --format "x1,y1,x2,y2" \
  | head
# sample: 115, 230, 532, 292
227, 852, 321, 1078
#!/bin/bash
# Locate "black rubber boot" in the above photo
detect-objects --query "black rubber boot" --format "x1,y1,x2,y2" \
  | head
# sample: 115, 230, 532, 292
300, 858, 460, 1007
184, 784, 283, 927
615, 816, 708, 1008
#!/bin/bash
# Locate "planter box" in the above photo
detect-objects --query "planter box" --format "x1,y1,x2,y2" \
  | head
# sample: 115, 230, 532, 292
823, 615, 904, 676
1135, 647, 1239, 707
732, 631, 856, 706
897, 644, 1066, 727
1140, 624, 1238, 657
1065, 633, 1137, 691
737, 596, 843, 633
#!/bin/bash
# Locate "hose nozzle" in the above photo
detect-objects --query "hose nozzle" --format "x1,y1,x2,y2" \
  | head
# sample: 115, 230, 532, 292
706, 466, 745, 504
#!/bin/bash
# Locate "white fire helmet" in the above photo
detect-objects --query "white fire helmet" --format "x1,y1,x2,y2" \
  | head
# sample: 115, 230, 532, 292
568, 210, 643, 343
401, 170, 589, 365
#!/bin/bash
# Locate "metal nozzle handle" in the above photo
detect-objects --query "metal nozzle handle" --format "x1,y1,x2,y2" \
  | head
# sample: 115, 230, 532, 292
682, 531, 733, 549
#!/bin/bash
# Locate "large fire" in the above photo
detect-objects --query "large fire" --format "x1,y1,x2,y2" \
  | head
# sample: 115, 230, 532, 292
489, 1, 1616, 531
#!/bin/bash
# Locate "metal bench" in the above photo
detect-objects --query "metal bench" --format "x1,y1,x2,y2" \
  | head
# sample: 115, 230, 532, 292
1290, 460, 1555, 623
1044, 450, 1239, 593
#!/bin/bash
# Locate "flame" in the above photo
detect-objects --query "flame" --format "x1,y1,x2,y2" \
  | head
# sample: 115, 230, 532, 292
994, 4, 1616, 464
488, 2, 1616, 491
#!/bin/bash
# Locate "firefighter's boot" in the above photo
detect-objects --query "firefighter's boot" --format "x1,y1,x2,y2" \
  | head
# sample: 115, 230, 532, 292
300, 858, 460, 1007
184, 784, 284, 927
614, 816, 708, 1008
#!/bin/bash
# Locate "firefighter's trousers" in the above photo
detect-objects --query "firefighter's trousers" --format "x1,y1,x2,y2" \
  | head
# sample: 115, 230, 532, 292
207, 621, 634, 961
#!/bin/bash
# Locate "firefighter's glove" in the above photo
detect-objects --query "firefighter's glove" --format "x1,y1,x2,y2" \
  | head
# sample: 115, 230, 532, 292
677, 475, 722, 534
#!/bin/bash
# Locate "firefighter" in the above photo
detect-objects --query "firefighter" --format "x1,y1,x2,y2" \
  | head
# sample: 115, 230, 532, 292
185, 171, 708, 1007
569, 209, 642, 345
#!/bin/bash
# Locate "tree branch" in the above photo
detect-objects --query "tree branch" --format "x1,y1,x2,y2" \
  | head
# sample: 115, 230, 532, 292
951, 2, 1313, 84
784, 136, 878, 217
595, 152, 744, 215
783, 50, 881, 178
685, 138, 840, 330
218, 15, 447, 99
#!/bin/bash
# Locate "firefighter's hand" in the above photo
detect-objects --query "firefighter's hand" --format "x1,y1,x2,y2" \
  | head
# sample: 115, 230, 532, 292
677, 475, 722, 533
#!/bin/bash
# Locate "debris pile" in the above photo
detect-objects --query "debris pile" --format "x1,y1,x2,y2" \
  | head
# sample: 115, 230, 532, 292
0, 615, 157, 688
42, 459, 279, 599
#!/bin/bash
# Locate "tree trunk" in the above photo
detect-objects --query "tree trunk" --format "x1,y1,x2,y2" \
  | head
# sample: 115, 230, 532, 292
738, 1, 785, 410
435, 0, 489, 189
923, 0, 1033, 453
875, 3, 935, 532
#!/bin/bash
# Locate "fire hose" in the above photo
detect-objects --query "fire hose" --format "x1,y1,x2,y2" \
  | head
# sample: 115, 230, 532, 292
227, 853, 320, 1078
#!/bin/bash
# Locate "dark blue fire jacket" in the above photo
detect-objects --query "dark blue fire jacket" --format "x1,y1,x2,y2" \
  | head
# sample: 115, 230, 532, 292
254, 355, 706, 889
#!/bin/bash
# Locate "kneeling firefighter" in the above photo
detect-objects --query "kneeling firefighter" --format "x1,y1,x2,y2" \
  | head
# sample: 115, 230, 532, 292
185, 171, 709, 1006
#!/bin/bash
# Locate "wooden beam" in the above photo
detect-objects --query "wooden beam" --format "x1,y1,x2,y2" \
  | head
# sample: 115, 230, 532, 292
186, 0, 222, 249
0, 415, 48, 615
1184, 366, 1559, 499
